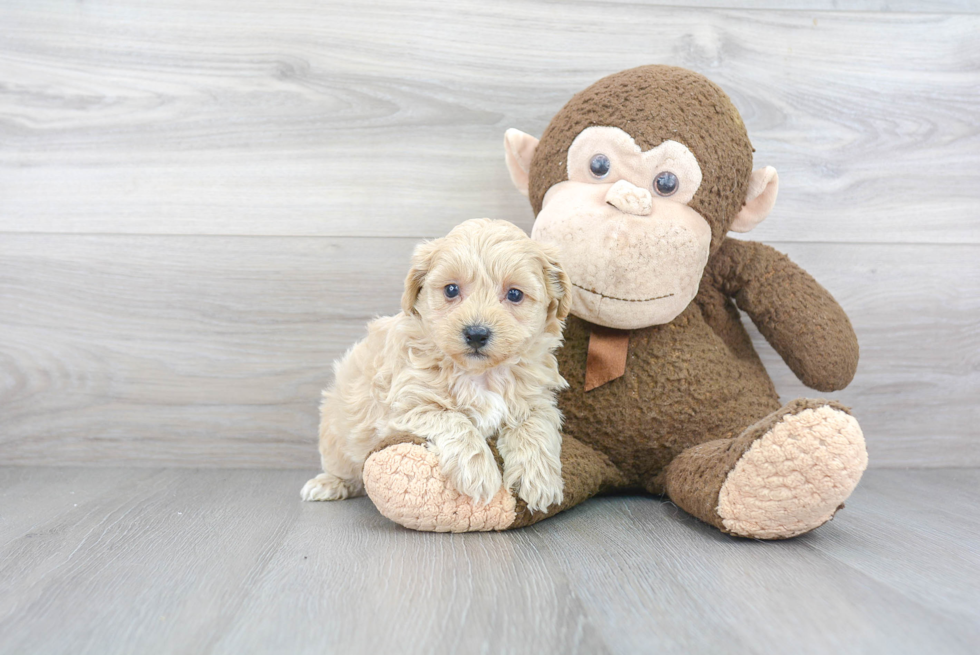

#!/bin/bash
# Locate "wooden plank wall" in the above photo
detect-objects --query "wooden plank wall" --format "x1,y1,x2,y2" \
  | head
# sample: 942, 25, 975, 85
1, 0, 977, 469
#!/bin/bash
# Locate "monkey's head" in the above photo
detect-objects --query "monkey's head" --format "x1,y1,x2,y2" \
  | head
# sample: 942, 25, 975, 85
504, 65, 779, 330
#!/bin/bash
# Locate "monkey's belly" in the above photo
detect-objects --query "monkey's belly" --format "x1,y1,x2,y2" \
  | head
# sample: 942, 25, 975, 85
556, 308, 781, 486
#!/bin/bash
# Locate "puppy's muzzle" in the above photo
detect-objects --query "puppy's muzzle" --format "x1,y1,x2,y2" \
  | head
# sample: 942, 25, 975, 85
462, 325, 492, 353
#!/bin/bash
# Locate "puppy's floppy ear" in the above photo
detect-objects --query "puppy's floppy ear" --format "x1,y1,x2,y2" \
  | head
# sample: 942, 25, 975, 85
402, 239, 439, 316
540, 244, 572, 331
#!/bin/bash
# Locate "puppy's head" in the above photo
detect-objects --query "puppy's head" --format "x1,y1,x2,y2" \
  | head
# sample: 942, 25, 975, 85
402, 218, 571, 372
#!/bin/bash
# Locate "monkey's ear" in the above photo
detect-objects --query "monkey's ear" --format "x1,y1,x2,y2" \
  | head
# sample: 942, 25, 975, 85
401, 239, 439, 316
504, 128, 539, 197
731, 166, 779, 233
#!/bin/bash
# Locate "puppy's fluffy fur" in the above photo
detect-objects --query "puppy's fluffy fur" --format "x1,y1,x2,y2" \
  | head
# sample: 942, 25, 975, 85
301, 218, 572, 512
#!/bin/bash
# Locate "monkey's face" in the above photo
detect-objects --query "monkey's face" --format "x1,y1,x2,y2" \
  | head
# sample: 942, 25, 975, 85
530, 127, 711, 330
505, 66, 779, 331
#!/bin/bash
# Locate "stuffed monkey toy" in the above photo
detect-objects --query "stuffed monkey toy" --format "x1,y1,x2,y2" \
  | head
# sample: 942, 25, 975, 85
361, 65, 867, 539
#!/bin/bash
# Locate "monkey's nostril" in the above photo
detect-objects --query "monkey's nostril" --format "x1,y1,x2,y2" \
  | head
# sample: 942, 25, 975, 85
462, 325, 492, 350
608, 199, 654, 216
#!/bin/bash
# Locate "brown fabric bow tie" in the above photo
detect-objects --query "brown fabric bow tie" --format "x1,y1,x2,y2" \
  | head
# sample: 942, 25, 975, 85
585, 325, 630, 391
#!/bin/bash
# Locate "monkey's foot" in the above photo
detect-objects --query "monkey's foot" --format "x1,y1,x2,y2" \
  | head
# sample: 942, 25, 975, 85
363, 442, 517, 532
717, 402, 867, 539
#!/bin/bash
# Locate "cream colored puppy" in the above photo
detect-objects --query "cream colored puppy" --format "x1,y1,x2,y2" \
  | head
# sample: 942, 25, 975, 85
301, 218, 571, 512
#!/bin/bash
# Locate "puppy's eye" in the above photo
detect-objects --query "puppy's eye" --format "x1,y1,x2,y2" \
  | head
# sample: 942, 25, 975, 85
589, 154, 611, 179
506, 288, 524, 303
654, 171, 679, 196
444, 284, 460, 299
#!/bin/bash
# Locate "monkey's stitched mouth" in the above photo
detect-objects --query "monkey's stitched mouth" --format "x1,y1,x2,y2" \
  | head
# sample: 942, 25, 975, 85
571, 281, 674, 303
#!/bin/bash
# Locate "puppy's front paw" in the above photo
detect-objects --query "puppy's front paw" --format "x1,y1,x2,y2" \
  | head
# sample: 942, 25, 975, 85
434, 442, 503, 506
504, 458, 563, 513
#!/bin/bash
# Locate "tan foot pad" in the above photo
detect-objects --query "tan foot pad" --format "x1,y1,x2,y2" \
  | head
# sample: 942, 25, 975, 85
363, 443, 517, 532
718, 405, 868, 539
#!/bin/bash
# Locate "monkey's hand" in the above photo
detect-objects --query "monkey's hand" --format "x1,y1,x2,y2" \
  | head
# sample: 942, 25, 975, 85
708, 238, 859, 392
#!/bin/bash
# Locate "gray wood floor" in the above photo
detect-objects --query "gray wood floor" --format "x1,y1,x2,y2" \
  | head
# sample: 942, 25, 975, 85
1, 467, 978, 655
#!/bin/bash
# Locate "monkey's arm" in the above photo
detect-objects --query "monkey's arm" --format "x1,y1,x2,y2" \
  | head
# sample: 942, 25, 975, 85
707, 237, 859, 392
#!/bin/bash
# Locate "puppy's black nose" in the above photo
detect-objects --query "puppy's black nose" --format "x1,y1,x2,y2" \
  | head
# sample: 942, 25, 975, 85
463, 325, 492, 350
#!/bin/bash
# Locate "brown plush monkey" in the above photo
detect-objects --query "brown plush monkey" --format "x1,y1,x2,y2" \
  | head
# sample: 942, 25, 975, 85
361, 65, 867, 539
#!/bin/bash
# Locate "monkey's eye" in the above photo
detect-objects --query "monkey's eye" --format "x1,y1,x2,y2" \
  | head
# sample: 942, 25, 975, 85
654, 171, 679, 196
444, 284, 460, 299
589, 154, 611, 179
506, 288, 524, 303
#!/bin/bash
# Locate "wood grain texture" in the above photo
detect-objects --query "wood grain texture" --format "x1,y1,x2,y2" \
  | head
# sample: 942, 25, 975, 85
528, 472, 980, 655
0, 467, 978, 655
0, 1, 977, 243
592, 1, 980, 10
1, 235, 976, 468
0, 235, 413, 469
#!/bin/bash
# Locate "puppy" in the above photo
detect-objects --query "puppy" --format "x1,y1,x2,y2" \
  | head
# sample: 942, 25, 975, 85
300, 218, 572, 512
